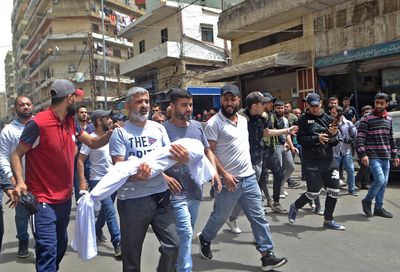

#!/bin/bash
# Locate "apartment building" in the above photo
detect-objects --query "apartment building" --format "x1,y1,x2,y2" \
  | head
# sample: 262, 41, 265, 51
4, 51, 16, 121
11, 0, 145, 112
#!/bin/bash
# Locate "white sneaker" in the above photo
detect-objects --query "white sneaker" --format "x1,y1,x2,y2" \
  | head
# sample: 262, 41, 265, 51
226, 219, 242, 234
339, 179, 347, 187
279, 194, 286, 199
283, 190, 288, 196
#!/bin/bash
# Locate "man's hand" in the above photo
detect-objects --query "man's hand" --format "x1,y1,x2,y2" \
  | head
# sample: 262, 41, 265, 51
163, 174, 182, 193
222, 172, 238, 192
5, 189, 15, 208
169, 144, 189, 165
319, 133, 329, 145
129, 162, 152, 181
10, 181, 27, 208
361, 156, 369, 166
394, 157, 400, 167
288, 125, 298, 135
210, 174, 222, 193
79, 180, 88, 191
106, 123, 121, 137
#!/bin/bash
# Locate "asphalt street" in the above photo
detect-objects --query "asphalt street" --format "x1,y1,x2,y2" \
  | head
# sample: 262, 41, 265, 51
1, 164, 400, 272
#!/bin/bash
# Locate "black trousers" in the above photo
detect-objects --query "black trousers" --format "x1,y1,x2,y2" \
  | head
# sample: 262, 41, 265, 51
355, 160, 371, 187
260, 147, 284, 203
0, 205, 3, 252
294, 159, 340, 221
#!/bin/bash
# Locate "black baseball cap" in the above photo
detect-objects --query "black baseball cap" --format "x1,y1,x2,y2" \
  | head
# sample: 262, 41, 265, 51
303, 93, 321, 106
91, 109, 113, 124
245, 92, 269, 107
221, 84, 240, 96
262, 91, 276, 103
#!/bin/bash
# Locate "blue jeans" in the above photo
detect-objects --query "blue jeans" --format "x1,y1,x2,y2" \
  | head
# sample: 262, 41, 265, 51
89, 180, 120, 246
364, 159, 390, 209
171, 198, 200, 272
201, 174, 274, 252
334, 154, 356, 193
15, 202, 30, 242
33, 200, 71, 272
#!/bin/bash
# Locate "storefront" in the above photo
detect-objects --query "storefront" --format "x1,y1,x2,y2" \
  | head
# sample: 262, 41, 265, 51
187, 87, 221, 115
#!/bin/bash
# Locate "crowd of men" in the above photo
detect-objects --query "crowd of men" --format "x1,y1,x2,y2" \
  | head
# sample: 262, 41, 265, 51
0, 78, 398, 272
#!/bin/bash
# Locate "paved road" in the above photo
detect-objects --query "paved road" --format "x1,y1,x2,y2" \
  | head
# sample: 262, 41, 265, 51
1, 168, 400, 272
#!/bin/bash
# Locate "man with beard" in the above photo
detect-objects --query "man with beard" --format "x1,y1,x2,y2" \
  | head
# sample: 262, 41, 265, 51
163, 89, 221, 272
197, 84, 288, 271
10, 79, 115, 271
109, 87, 189, 272
0, 96, 33, 258
77, 110, 122, 257
357, 93, 399, 218
288, 93, 346, 230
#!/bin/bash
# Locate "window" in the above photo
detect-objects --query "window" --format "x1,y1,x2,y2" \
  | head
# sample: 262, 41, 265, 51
200, 24, 214, 43
161, 28, 168, 43
239, 25, 303, 54
113, 48, 121, 58
92, 24, 99, 33
139, 40, 145, 53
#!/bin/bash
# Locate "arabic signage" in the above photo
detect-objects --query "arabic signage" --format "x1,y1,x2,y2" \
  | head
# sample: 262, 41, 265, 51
315, 39, 400, 68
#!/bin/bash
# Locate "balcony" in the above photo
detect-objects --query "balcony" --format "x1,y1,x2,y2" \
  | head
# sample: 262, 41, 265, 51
120, 41, 181, 76
94, 0, 145, 17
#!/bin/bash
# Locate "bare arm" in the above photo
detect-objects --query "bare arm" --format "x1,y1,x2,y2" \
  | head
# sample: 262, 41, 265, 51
263, 125, 298, 137
205, 147, 222, 193
78, 130, 112, 149
77, 153, 88, 191
10, 143, 31, 206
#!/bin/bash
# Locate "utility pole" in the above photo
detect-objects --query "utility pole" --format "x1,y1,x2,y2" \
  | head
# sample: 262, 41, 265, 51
101, 0, 108, 109
88, 33, 97, 109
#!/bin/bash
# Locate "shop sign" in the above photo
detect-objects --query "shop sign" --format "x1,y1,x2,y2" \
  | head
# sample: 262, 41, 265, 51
316, 39, 400, 68
382, 68, 400, 88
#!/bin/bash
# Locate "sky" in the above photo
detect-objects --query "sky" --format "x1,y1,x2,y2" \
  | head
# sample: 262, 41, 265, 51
0, 1, 14, 93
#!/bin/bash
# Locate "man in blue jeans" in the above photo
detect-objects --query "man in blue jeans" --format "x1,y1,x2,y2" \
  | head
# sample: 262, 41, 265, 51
197, 84, 288, 271
77, 109, 121, 257
163, 89, 221, 272
357, 92, 399, 218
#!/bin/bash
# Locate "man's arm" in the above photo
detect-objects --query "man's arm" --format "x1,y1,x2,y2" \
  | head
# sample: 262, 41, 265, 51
204, 147, 222, 193
10, 143, 31, 206
77, 130, 112, 149
356, 117, 369, 166
0, 128, 14, 182
77, 153, 88, 191
263, 126, 298, 137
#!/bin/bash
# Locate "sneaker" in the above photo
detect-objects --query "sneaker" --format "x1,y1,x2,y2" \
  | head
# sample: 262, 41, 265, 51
361, 185, 370, 190
323, 220, 345, 231
308, 200, 316, 209
288, 181, 301, 189
374, 208, 393, 218
288, 203, 298, 224
197, 233, 212, 260
96, 233, 108, 243
261, 251, 288, 271
265, 201, 273, 208
114, 242, 122, 257
314, 206, 324, 215
283, 190, 288, 196
226, 219, 242, 234
339, 179, 347, 187
349, 191, 359, 196
17, 240, 29, 258
362, 199, 373, 217
279, 194, 286, 199
271, 203, 288, 214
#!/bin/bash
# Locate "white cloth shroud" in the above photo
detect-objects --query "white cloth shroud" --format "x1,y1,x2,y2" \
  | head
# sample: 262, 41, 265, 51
71, 138, 215, 260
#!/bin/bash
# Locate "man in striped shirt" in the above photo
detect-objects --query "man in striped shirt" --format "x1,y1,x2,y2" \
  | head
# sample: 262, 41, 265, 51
357, 92, 399, 218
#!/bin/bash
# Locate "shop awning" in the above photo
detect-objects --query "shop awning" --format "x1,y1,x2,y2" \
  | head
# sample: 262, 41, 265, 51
203, 52, 311, 83
187, 87, 221, 95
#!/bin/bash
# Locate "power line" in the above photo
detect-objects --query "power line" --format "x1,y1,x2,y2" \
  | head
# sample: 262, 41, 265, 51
70, 42, 88, 80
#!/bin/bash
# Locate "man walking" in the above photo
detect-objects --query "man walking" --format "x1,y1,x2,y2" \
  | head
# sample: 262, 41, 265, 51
357, 93, 399, 218
0, 96, 33, 258
77, 109, 121, 257
197, 84, 288, 271
109, 87, 188, 272
288, 93, 345, 230
10, 79, 114, 272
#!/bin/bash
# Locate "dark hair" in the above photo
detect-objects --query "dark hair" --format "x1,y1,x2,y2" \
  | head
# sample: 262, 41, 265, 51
331, 105, 344, 115
152, 104, 160, 109
329, 96, 338, 101
169, 89, 192, 104
284, 101, 292, 106
274, 100, 284, 107
342, 96, 350, 101
375, 92, 389, 102
77, 105, 87, 112
14, 96, 31, 107
361, 105, 373, 114
51, 96, 66, 106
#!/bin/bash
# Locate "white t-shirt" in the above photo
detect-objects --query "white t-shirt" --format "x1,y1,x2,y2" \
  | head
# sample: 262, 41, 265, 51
205, 111, 254, 178
80, 132, 112, 181
109, 120, 170, 200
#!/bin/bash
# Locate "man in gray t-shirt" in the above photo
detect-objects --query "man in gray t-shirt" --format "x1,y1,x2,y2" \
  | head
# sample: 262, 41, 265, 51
109, 87, 189, 272
163, 89, 220, 272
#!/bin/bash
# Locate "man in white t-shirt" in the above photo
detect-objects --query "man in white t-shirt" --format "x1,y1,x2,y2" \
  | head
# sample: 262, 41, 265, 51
109, 87, 189, 272
77, 109, 121, 257
197, 84, 288, 271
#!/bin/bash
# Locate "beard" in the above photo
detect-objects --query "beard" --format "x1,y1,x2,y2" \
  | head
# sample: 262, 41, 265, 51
130, 110, 149, 122
174, 111, 190, 121
374, 107, 385, 114
221, 104, 238, 118
67, 103, 77, 116
102, 123, 110, 132
16, 111, 32, 120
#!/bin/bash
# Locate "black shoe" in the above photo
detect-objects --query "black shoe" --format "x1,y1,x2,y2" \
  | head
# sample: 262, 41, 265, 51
314, 206, 324, 215
197, 233, 212, 259
374, 208, 393, 218
288, 181, 301, 189
261, 251, 288, 271
96, 233, 108, 243
361, 185, 370, 190
17, 240, 29, 258
362, 199, 373, 217
114, 242, 122, 257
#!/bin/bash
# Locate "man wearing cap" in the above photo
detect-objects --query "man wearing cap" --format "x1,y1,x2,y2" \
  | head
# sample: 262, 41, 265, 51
197, 85, 288, 271
10, 79, 116, 271
109, 87, 189, 272
288, 92, 346, 231
226, 92, 297, 234
77, 109, 122, 257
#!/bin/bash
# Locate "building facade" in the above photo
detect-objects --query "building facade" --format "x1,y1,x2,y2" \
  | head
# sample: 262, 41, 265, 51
11, 0, 145, 112
120, 1, 231, 113
4, 51, 16, 122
